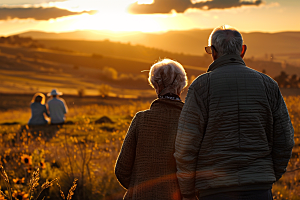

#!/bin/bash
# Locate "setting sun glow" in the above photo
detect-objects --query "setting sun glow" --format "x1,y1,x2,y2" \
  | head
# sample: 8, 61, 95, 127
65, 12, 165, 33
0, 0, 299, 36
47, 0, 170, 32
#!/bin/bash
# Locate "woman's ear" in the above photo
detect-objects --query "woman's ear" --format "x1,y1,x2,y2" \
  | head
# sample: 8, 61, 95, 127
177, 88, 182, 96
153, 82, 160, 95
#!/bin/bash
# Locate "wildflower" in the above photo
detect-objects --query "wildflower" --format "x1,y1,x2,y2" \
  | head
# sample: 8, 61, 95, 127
39, 161, 46, 169
13, 178, 25, 184
12, 190, 29, 200
20, 154, 32, 165
27, 166, 33, 174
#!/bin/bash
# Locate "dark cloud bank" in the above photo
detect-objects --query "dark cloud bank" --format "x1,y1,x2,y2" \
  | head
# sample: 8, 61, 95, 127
128, 0, 262, 14
0, 7, 96, 20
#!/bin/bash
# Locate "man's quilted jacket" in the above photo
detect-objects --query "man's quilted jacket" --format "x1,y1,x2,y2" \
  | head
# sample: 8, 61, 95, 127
174, 54, 294, 198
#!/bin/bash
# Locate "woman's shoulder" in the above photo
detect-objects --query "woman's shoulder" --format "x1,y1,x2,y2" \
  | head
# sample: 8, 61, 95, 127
30, 102, 39, 107
134, 110, 148, 118
131, 99, 183, 119
31, 102, 46, 108
130, 109, 151, 124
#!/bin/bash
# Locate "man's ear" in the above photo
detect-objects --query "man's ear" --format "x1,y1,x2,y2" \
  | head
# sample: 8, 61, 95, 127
240, 44, 247, 58
212, 47, 218, 60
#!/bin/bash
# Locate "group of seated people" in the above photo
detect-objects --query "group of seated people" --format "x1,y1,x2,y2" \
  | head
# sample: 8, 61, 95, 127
28, 89, 68, 126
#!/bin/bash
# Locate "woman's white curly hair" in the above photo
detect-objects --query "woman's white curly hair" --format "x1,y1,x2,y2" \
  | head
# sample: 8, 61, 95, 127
148, 58, 188, 95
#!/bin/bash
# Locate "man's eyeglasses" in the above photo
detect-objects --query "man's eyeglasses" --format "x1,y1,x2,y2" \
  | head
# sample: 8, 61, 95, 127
205, 45, 217, 54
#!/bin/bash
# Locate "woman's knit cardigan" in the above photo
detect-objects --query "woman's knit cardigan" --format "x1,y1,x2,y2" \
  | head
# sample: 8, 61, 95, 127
115, 98, 184, 200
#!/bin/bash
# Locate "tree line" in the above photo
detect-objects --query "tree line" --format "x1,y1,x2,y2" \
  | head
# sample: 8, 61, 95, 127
273, 71, 300, 88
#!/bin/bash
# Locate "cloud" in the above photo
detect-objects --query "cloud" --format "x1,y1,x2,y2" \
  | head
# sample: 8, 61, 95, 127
0, 0, 66, 6
0, 7, 96, 20
128, 0, 263, 14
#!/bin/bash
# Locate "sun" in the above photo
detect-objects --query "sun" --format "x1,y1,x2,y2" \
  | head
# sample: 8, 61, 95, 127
33, 0, 198, 34
50, 0, 164, 32
137, 0, 154, 4
63, 10, 163, 33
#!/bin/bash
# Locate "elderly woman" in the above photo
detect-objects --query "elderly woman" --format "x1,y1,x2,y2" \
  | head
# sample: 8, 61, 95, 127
28, 93, 49, 125
115, 59, 188, 200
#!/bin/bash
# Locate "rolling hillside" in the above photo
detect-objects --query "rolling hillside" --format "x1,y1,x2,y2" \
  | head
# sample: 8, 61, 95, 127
0, 42, 206, 97
33, 39, 300, 78
17, 29, 300, 66
1, 35, 300, 97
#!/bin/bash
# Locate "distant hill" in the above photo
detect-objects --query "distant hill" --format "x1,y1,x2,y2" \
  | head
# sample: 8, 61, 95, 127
0, 41, 206, 97
1, 35, 300, 97
16, 29, 300, 65
2, 34, 300, 79
35, 39, 211, 69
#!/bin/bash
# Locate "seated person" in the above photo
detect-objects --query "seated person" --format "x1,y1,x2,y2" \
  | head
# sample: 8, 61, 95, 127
28, 93, 49, 125
47, 89, 68, 125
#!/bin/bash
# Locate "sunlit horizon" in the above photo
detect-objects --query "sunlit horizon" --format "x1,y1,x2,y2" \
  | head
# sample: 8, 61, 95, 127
0, 0, 299, 36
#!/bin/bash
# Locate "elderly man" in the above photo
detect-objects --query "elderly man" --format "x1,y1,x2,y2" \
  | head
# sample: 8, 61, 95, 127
174, 25, 294, 200
47, 88, 68, 125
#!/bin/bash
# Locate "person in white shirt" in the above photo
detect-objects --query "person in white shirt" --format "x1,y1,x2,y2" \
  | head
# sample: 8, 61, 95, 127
47, 89, 68, 125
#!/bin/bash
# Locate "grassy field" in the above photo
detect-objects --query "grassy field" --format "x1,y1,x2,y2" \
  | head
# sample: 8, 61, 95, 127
0, 95, 152, 200
0, 94, 299, 200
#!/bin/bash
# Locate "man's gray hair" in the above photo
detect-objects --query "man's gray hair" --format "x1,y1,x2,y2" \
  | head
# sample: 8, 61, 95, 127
209, 25, 243, 57
148, 58, 188, 94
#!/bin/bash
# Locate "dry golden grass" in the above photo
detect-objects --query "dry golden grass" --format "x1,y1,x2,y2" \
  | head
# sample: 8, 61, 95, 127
0, 99, 151, 199
0, 96, 299, 199
66, 179, 77, 200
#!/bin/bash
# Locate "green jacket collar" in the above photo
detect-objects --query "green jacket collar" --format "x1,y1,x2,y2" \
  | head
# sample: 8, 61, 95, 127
207, 54, 245, 72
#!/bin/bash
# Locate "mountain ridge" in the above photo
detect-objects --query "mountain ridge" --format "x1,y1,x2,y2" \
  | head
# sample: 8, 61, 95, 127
15, 29, 300, 61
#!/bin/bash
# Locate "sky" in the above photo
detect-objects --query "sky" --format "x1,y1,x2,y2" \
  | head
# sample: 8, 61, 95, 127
0, 0, 299, 36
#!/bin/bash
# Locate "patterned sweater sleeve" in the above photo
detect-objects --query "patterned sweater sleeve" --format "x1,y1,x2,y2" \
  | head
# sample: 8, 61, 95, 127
115, 113, 139, 189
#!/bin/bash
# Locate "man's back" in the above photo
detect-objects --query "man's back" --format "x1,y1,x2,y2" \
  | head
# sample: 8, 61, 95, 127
205, 57, 274, 156
48, 97, 67, 124
175, 54, 294, 198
